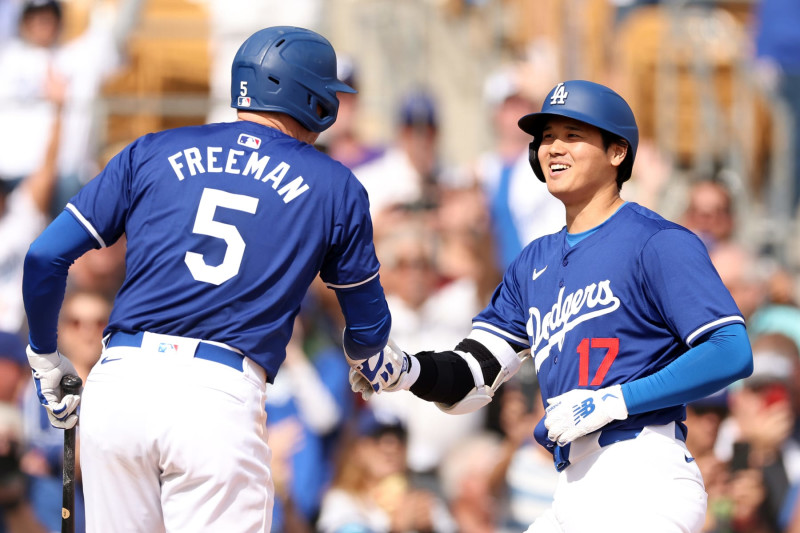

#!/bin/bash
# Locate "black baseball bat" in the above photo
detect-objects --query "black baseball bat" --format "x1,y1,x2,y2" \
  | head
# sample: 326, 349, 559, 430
60, 374, 82, 533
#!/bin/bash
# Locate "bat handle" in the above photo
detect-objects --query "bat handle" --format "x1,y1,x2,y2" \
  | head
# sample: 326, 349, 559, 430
61, 374, 82, 533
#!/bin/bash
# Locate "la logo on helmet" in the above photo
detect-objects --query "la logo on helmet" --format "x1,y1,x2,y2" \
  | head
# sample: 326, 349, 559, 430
550, 83, 569, 105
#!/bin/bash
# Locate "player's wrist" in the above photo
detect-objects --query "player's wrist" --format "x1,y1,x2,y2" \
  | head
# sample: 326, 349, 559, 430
386, 353, 419, 391
26, 345, 60, 370
600, 384, 628, 420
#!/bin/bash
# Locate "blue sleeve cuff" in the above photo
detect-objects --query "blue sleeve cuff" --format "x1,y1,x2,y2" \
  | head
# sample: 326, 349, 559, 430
335, 275, 391, 359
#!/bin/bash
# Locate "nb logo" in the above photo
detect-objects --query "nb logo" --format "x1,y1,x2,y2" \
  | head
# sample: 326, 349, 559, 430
572, 398, 595, 424
550, 83, 569, 105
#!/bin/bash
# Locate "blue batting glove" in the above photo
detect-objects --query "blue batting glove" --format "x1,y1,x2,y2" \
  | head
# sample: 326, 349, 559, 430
345, 339, 419, 401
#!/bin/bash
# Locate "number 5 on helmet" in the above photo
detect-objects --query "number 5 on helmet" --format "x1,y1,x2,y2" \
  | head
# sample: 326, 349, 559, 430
345, 339, 420, 400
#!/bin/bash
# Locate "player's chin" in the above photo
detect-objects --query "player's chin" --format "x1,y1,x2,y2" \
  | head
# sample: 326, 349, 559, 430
544, 172, 569, 194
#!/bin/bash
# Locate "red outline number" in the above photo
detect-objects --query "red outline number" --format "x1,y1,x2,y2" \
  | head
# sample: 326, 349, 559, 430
577, 338, 619, 386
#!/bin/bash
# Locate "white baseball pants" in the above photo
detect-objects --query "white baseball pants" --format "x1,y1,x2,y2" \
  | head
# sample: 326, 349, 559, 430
79, 332, 272, 532
527, 422, 707, 533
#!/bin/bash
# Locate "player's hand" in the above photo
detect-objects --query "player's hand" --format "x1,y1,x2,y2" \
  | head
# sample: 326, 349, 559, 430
544, 385, 628, 446
26, 346, 81, 430
345, 339, 416, 401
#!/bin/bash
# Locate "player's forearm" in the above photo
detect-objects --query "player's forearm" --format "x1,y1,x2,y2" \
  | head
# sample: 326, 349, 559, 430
410, 332, 525, 407
23, 212, 96, 352
336, 275, 391, 359
621, 323, 753, 414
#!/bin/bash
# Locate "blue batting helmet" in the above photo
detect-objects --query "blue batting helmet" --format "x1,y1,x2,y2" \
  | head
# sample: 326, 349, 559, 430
518, 80, 639, 185
230, 26, 356, 133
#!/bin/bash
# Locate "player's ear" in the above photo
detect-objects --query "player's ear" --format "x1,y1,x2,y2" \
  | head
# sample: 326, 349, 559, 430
609, 139, 628, 168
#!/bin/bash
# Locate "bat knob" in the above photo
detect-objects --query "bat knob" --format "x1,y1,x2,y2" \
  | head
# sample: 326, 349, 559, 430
60, 374, 83, 395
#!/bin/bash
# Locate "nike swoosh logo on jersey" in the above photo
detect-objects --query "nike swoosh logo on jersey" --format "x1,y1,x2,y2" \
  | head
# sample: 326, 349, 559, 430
100, 356, 122, 365
532, 266, 548, 280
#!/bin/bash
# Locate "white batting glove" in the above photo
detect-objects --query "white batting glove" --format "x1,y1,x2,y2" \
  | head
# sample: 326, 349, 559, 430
544, 385, 628, 446
27, 346, 81, 430
345, 339, 419, 401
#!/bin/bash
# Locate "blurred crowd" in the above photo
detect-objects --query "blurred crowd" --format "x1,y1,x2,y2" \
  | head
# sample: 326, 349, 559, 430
0, 0, 799, 532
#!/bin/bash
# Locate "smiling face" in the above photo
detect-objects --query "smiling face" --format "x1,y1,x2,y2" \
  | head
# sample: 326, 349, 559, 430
537, 116, 627, 207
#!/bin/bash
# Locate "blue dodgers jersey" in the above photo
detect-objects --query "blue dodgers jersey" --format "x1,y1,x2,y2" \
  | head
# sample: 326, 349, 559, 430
66, 121, 380, 381
474, 202, 744, 433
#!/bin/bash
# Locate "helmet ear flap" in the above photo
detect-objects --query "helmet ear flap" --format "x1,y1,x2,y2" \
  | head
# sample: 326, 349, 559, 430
529, 140, 545, 183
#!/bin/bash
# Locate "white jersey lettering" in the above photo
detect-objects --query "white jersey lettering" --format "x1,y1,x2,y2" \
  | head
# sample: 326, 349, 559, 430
527, 280, 620, 371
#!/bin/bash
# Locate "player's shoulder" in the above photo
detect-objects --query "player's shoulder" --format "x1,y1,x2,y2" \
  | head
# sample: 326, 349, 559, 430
619, 202, 693, 234
620, 202, 705, 252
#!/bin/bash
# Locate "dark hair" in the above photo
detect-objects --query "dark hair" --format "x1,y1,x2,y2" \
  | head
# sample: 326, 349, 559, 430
21, 0, 62, 22
600, 129, 633, 190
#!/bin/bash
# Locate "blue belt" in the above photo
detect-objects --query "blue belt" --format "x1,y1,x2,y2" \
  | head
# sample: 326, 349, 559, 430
106, 331, 244, 373
555, 422, 687, 472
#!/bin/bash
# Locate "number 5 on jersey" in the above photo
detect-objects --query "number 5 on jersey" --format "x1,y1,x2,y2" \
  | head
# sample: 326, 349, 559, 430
185, 188, 259, 285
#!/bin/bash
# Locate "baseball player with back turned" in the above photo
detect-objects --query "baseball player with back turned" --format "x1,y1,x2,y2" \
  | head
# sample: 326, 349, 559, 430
347, 80, 754, 532
22, 26, 394, 532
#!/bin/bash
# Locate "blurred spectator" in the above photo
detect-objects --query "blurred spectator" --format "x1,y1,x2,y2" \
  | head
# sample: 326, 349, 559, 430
0, 402, 47, 533
265, 319, 351, 532
0, 0, 143, 216
488, 367, 558, 532
0, 65, 64, 334
681, 179, 735, 251
66, 237, 126, 301
316, 410, 454, 533
316, 56, 385, 169
0, 332, 27, 405
710, 243, 768, 322
431, 185, 500, 302
474, 67, 564, 270
439, 432, 501, 533
718, 332, 800, 532
57, 288, 111, 381
685, 391, 736, 532
752, 0, 800, 214
365, 215, 486, 491
353, 88, 464, 218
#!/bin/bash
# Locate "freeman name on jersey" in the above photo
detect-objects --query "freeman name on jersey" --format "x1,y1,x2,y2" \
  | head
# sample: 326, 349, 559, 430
167, 146, 310, 204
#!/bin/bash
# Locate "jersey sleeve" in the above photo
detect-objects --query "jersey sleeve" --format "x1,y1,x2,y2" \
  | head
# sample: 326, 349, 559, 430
319, 173, 381, 287
66, 138, 137, 247
472, 258, 530, 348
640, 229, 744, 346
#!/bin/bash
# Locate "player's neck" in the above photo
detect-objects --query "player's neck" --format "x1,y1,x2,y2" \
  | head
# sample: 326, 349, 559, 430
565, 190, 625, 234
237, 111, 320, 145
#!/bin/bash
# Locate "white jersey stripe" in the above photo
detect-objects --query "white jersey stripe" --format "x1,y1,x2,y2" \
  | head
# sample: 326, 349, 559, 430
472, 321, 529, 346
686, 316, 745, 346
66, 203, 107, 248
324, 270, 379, 289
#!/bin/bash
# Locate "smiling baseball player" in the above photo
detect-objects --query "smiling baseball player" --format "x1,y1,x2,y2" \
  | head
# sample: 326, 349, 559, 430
23, 26, 393, 532
347, 80, 753, 532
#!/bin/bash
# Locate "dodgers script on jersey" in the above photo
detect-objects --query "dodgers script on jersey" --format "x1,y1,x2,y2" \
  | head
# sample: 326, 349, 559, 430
65, 121, 379, 381
472, 202, 744, 437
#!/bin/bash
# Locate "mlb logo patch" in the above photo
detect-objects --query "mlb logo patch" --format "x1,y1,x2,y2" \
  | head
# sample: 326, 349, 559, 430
237, 96, 251, 107
237, 133, 262, 149
158, 342, 179, 353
